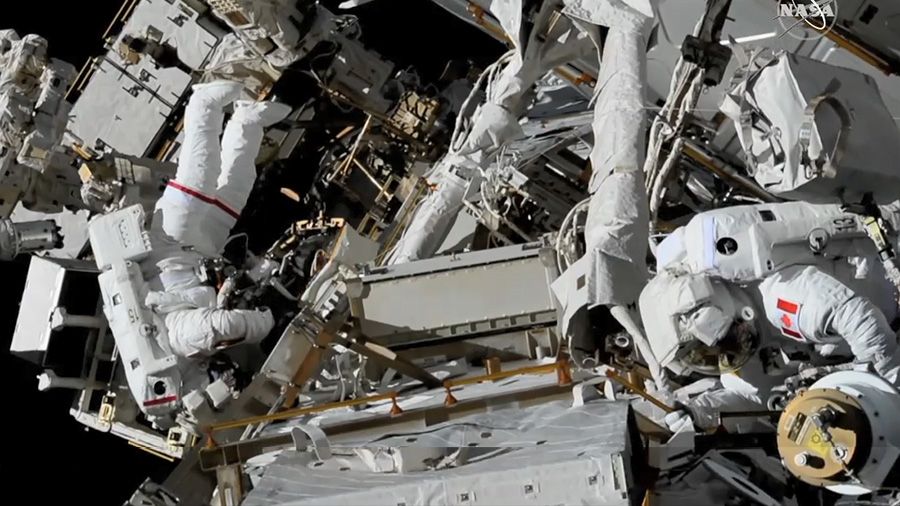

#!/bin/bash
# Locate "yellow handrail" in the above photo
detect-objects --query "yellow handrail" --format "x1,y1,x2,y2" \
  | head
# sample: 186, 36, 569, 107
206, 391, 400, 435
445, 362, 559, 388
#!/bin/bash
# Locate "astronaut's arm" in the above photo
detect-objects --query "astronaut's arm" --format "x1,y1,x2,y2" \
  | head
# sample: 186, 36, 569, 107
208, 307, 275, 344
167, 307, 275, 358
765, 266, 900, 383
825, 294, 899, 382
681, 386, 764, 430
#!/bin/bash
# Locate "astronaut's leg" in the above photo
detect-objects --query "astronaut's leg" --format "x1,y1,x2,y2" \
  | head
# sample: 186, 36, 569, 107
207, 100, 291, 251
172, 81, 244, 195
152, 82, 243, 255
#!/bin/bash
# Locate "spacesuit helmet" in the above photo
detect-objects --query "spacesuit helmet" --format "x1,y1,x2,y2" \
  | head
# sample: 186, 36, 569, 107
639, 271, 759, 376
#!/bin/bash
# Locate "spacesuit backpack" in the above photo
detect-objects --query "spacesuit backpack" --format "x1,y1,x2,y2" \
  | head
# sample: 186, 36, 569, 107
88, 204, 182, 426
655, 201, 882, 284
720, 49, 900, 205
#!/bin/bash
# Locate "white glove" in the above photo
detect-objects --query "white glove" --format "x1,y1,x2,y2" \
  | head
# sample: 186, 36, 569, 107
664, 410, 694, 433
644, 378, 677, 407
815, 343, 839, 356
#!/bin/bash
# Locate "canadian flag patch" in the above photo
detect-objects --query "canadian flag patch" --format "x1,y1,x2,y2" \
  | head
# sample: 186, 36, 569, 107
777, 298, 804, 341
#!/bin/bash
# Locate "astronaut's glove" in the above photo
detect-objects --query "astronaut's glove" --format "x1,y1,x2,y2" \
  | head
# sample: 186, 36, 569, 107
249, 306, 276, 342
815, 343, 839, 357
216, 275, 239, 309
644, 378, 678, 407
664, 410, 695, 433
80, 180, 118, 213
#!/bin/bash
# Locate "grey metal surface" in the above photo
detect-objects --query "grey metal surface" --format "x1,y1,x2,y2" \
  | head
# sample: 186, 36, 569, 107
243, 399, 637, 506
362, 242, 545, 281
68, 57, 176, 156
352, 243, 557, 346
67, 0, 222, 156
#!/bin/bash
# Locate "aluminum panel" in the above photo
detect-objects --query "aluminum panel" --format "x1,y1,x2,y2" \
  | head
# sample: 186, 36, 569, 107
67, 58, 173, 156
11, 257, 99, 361
106, 0, 221, 105
355, 246, 556, 344
68, 0, 223, 156
11, 257, 68, 356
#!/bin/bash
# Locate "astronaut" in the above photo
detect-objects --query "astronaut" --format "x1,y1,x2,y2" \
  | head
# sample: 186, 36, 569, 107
141, 80, 291, 359
639, 200, 900, 430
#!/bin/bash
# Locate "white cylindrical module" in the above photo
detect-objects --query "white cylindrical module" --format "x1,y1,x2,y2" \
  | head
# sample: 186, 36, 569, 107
777, 370, 900, 496
0, 218, 61, 260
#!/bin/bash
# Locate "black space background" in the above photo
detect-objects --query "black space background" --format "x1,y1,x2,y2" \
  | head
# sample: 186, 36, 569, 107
0, 1, 502, 504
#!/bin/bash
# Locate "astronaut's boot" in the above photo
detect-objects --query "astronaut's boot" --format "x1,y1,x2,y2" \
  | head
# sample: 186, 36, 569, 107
231, 100, 293, 127
189, 80, 245, 111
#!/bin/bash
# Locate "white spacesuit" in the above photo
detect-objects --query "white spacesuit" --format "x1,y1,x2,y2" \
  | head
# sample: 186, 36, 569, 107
640, 201, 900, 429
142, 81, 291, 358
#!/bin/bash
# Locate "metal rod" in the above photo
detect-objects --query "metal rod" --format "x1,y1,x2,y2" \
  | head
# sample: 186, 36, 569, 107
102, 0, 138, 41
207, 391, 398, 434
820, 24, 898, 76
199, 384, 572, 470
128, 440, 176, 462
339, 337, 442, 389
717, 410, 781, 419
682, 141, 780, 203
351, 158, 384, 190
445, 362, 559, 388
334, 115, 372, 180
605, 369, 677, 414
65, 59, 93, 100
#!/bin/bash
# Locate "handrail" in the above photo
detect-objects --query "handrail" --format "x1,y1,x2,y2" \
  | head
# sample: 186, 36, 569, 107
206, 391, 400, 436
102, 0, 140, 41
206, 357, 573, 444
445, 362, 559, 388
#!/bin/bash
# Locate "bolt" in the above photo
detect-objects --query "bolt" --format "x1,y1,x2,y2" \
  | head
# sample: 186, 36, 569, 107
832, 446, 848, 461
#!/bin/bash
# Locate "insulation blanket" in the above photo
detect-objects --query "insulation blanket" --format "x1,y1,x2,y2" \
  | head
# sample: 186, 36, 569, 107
243, 399, 637, 506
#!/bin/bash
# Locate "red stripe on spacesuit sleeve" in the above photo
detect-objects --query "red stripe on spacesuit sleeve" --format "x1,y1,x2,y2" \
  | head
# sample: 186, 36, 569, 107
777, 298, 798, 314
167, 180, 240, 220
143, 395, 178, 407
781, 327, 803, 340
